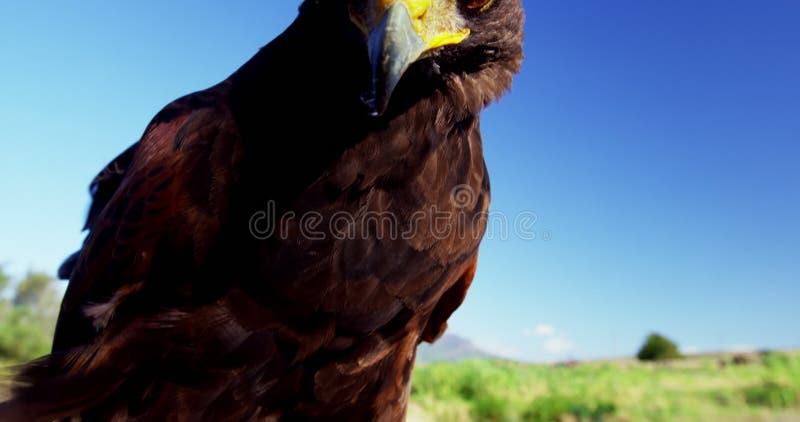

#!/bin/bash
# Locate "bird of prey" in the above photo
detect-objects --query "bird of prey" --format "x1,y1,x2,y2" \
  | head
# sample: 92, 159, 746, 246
1, 0, 523, 420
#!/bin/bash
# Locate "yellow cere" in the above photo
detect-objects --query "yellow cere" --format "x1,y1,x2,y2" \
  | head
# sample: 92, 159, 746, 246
382, 0, 429, 19
426, 29, 470, 49
381, 0, 471, 50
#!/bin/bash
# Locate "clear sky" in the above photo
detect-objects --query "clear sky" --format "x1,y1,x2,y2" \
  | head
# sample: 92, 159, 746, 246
0, 1, 798, 362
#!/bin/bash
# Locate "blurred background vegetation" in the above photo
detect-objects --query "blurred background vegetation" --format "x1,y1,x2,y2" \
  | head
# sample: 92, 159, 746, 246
0, 264, 59, 364
1, 263, 798, 421
409, 351, 800, 422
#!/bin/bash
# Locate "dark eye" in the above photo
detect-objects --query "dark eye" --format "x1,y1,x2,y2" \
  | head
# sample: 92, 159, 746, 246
463, 0, 494, 12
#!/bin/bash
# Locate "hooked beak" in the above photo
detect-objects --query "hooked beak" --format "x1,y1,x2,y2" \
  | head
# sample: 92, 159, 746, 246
365, 3, 426, 116
354, 0, 471, 116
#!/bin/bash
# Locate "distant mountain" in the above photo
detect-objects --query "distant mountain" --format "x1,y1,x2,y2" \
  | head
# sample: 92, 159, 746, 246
416, 334, 495, 363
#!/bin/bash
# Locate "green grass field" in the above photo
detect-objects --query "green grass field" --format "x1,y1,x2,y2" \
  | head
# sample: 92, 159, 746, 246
408, 351, 800, 422
3, 353, 799, 421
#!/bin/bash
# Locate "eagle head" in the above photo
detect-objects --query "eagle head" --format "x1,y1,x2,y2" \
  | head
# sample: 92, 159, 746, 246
302, 0, 524, 116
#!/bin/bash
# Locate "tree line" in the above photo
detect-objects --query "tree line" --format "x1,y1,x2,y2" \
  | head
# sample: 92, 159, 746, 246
0, 265, 60, 362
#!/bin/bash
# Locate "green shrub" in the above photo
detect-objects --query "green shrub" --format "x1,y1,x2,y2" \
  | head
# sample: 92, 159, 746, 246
522, 395, 616, 422
708, 389, 737, 407
471, 394, 511, 422
743, 381, 799, 409
0, 268, 59, 362
0, 266, 10, 292
760, 350, 792, 369
412, 360, 514, 402
637, 333, 682, 362
590, 402, 617, 420
522, 395, 573, 422
457, 366, 490, 400
0, 304, 53, 361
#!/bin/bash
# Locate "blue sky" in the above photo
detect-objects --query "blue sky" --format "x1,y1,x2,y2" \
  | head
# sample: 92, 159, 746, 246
0, 1, 798, 362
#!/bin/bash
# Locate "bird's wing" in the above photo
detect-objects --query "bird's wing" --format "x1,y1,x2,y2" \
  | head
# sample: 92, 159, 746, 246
0, 83, 243, 421
57, 142, 139, 280
51, 82, 240, 352
56, 85, 228, 282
